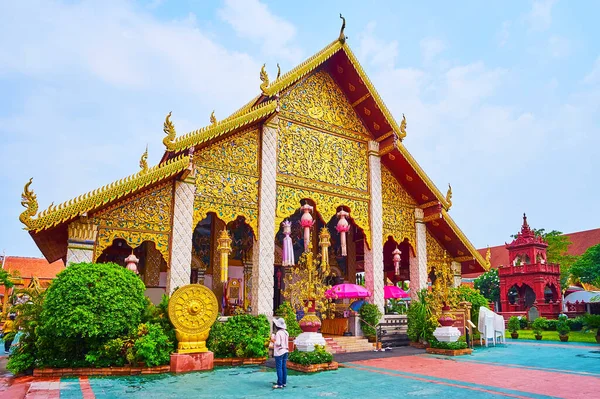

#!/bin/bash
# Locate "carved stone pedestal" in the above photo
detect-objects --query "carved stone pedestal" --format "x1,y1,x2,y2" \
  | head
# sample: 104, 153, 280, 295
170, 351, 214, 374
294, 332, 326, 352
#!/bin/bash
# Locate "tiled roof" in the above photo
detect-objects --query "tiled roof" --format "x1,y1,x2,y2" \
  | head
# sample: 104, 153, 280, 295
2, 256, 64, 279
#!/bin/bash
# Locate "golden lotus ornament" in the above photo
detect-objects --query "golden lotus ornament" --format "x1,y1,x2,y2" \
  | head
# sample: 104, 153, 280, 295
168, 284, 219, 353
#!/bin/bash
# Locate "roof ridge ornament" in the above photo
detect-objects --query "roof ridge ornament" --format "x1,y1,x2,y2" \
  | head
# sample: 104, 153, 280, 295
139, 145, 148, 174
485, 246, 491, 268
260, 64, 270, 95
276, 63, 281, 80
163, 112, 176, 147
338, 14, 346, 44
399, 114, 407, 139
446, 183, 452, 210
210, 110, 217, 125
19, 178, 38, 228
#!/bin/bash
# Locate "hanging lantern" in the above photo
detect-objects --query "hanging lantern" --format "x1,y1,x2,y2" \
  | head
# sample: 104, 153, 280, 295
319, 227, 331, 273
336, 210, 350, 256
217, 229, 232, 283
281, 220, 294, 266
300, 203, 314, 252
124, 252, 139, 274
392, 247, 401, 276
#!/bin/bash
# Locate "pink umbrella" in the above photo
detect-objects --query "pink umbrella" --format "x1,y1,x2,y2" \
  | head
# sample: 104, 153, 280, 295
325, 283, 371, 299
384, 285, 409, 299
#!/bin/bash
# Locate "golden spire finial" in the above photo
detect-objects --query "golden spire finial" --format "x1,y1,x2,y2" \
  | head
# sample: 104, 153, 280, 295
485, 246, 491, 268
338, 14, 346, 44
19, 177, 39, 228
260, 64, 270, 95
399, 114, 407, 139
139, 145, 148, 174
163, 111, 176, 146
276, 63, 281, 80
446, 183, 453, 210
210, 110, 217, 125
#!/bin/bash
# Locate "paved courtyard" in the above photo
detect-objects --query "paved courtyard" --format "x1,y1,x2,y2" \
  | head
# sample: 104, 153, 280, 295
1, 340, 598, 398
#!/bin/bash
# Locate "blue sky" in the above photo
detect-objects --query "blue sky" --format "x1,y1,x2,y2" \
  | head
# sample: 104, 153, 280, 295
1, 0, 599, 258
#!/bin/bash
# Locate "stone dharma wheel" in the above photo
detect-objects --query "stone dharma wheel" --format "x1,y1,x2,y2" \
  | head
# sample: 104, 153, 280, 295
168, 284, 219, 354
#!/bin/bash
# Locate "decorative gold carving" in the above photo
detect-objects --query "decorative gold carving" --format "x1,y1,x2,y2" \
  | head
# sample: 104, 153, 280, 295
210, 111, 217, 125
457, 250, 465, 256
280, 70, 369, 136
388, 153, 395, 161
275, 185, 371, 246
19, 178, 38, 227
421, 194, 429, 201
373, 122, 380, 131
337, 65, 344, 74
375, 130, 394, 143
348, 83, 356, 92
350, 93, 370, 107
423, 213, 442, 223
95, 228, 170, 264
276, 174, 369, 201
277, 121, 368, 192
454, 255, 474, 263
444, 235, 452, 242
168, 284, 218, 353
144, 244, 163, 287
381, 165, 416, 245
94, 182, 173, 232
194, 129, 259, 233
68, 219, 98, 242
22, 155, 189, 232
399, 114, 407, 139
139, 145, 148, 174
406, 175, 413, 182
485, 246, 491, 269
163, 112, 176, 147
363, 107, 371, 116
260, 64, 270, 95
426, 230, 446, 272
432, 220, 440, 227
446, 184, 453, 210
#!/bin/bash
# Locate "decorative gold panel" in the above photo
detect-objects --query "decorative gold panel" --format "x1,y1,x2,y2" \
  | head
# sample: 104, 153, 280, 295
381, 165, 416, 245
94, 228, 170, 264
280, 70, 370, 138
275, 185, 371, 246
277, 121, 368, 192
426, 230, 446, 272
94, 182, 173, 232
194, 129, 259, 234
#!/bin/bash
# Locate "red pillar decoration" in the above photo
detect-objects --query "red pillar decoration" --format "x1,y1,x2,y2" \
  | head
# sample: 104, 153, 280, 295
498, 214, 562, 318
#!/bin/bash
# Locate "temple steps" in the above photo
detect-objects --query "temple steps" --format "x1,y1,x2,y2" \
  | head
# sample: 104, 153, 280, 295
323, 335, 376, 353
323, 337, 346, 354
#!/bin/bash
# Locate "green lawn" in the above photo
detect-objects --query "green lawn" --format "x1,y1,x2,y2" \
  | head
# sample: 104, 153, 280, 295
506, 329, 599, 343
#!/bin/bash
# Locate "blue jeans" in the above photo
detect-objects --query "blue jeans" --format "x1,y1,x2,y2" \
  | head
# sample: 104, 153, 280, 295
275, 352, 288, 386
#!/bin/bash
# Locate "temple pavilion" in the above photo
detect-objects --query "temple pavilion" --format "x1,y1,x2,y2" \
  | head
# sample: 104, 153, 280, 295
19, 21, 487, 315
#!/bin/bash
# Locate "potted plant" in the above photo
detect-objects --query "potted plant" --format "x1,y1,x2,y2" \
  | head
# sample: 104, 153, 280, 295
508, 316, 520, 339
531, 317, 546, 340
557, 317, 570, 342
359, 303, 382, 342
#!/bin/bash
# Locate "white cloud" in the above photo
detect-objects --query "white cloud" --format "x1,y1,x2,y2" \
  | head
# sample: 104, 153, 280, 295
548, 35, 570, 58
497, 21, 511, 47
583, 56, 600, 85
218, 0, 302, 63
420, 38, 446, 64
526, 0, 557, 31
356, 22, 398, 69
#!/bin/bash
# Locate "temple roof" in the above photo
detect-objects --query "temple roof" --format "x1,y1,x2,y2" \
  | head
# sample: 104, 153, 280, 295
20, 153, 191, 232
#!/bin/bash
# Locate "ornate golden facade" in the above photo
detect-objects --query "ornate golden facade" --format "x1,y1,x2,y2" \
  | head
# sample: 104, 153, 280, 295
193, 129, 260, 234
381, 165, 416, 245
426, 230, 446, 272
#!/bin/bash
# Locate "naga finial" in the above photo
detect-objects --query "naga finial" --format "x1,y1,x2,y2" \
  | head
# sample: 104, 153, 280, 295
19, 178, 39, 228
338, 14, 346, 44
139, 145, 148, 174
399, 114, 407, 139
210, 110, 217, 125
276, 63, 281, 80
485, 246, 491, 268
446, 183, 453, 210
163, 111, 176, 146
260, 64, 270, 95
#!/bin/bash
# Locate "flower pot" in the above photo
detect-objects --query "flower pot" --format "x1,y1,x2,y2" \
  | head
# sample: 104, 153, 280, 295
535, 334, 542, 340
510, 332, 519, 339
438, 305, 455, 327
559, 335, 569, 342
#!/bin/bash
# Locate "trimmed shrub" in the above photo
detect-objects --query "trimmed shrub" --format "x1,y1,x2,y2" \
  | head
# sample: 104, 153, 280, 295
507, 316, 520, 333
359, 303, 382, 338
429, 339, 468, 350
207, 314, 270, 358
288, 345, 332, 365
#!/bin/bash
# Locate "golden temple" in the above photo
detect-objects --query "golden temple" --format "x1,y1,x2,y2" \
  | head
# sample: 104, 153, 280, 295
19, 20, 487, 314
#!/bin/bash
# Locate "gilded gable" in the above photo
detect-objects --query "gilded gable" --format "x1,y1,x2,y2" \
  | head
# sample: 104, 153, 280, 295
381, 165, 416, 244
280, 70, 369, 137
426, 230, 446, 272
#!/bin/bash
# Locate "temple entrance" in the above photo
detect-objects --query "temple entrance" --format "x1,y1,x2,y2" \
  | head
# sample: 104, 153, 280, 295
507, 283, 536, 310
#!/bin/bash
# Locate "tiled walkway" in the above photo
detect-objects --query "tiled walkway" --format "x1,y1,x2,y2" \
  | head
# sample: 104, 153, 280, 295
1, 340, 598, 398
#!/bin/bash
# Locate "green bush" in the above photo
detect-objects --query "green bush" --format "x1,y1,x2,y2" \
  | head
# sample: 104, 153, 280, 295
450, 286, 489, 325
141, 295, 177, 352
407, 290, 436, 343
288, 345, 332, 365
567, 316, 584, 332
359, 303, 382, 338
507, 316, 520, 333
132, 323, 172, 367
207, 314, 270, 358
532, 317, 547, 335
275, 301, 302, 337
557, 315, 570, 336
544, 319, 558, 331
429, 340, 468, 350
582, 314, 600, 330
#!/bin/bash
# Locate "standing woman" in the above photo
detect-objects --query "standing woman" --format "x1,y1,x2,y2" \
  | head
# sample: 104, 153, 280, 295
272, 318, 289, 389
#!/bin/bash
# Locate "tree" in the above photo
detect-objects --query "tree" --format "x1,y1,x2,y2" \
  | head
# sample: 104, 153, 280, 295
570, 244, 600, 287
474, 268, 499, 303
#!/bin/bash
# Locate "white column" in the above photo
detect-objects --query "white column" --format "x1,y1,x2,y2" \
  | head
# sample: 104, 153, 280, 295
365, 141, 384, 313
251, 116, 278, 317
167, 176, 195, 294
411, 208, 428, 301
66, 219, 98, 265
451, 261, 462, 288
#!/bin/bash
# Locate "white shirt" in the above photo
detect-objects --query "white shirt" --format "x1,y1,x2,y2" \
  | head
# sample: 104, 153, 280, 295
274, 329, 289, 357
